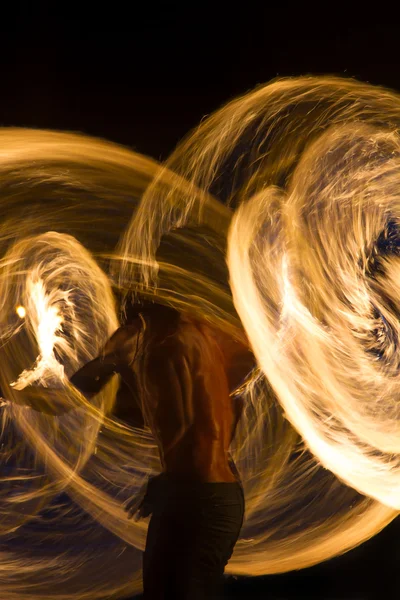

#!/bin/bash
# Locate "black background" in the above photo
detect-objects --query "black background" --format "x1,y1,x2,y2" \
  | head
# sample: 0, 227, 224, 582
1, 5, 399, 600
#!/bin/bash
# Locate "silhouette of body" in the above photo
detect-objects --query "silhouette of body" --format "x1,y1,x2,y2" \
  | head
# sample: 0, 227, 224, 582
72, 302, 253, 598
13, 302, 254, 598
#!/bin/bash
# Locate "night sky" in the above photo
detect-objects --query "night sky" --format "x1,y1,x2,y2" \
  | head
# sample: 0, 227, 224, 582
1, 6, 399, 600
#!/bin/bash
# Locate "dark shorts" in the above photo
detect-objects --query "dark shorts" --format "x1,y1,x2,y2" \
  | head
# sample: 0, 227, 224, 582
142, 476, 245, 599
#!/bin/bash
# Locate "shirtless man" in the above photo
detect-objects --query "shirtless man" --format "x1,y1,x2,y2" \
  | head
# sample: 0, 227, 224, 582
10, 300, 254, 598
70, 301, 254, 599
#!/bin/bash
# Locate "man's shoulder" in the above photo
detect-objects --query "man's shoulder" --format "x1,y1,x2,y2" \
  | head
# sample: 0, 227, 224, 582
121, 317, 144, 333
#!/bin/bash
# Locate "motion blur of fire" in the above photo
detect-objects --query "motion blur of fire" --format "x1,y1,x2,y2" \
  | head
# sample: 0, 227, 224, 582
0, 77, 400, 598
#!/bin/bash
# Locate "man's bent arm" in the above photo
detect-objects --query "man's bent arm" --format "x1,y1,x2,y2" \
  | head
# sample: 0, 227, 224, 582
70, 321, 142, 396
9, 321, 143, 415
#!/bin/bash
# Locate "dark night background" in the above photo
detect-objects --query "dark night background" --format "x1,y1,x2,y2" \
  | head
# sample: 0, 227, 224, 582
1, 5, 399, 600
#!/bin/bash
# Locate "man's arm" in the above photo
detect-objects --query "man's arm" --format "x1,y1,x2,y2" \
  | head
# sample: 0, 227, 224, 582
70, 321, 142, 397
9, 321, 143, 415
9, 342, 120, 415
9, 351, 119, 416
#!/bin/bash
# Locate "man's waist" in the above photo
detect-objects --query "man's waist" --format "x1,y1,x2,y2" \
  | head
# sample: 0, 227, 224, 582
163, 443, 237, 483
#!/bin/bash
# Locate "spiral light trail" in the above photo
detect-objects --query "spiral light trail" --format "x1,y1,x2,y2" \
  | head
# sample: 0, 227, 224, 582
0, 77, 399, 597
